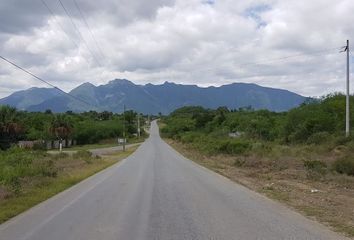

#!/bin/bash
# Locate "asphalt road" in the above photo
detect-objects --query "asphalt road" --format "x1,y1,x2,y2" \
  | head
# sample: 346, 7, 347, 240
0, 121, 349, 240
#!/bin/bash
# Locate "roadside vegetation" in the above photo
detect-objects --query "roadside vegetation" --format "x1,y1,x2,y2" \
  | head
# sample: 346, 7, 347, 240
160, 93, 354, 237
0, 106, 148, 223
0, 106, 148, 149
0, 146, 138, 223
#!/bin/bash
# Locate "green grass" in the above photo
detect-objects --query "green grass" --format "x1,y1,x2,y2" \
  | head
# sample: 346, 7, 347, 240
0, 147, 137, 223
67, 143, 118, 151
66, 137, 147, 151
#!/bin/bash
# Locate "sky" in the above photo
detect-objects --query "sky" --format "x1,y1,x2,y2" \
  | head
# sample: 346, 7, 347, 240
0, 0, 353, 98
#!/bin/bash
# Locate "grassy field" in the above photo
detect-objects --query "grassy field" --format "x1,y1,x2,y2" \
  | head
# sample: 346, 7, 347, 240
164, 139, 354, 238
0, 146, 138, 223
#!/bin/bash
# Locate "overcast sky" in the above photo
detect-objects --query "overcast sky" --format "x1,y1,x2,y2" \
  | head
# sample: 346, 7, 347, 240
0, 0, 353, 98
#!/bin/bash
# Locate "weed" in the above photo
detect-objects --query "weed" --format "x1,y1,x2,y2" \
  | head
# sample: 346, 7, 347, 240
233, 158, 246, 167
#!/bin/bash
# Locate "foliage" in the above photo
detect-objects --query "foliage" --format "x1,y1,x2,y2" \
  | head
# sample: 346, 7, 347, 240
73, 150, 94, 164
0, 106, 143, 148
303, 160, 327, 179
0, 147, 57, 194
333, 157, 354, 176
0, 106, 25, 150
162, 94, 354, 175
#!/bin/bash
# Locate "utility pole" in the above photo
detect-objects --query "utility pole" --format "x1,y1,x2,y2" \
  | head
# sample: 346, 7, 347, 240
137, 113, 141, 138
345, 40, 350, 137
123, 104, 126, 151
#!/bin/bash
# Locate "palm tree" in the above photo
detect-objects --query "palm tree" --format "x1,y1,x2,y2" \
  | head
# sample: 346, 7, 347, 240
0, 106, 24, 149
49, 115, 73, 140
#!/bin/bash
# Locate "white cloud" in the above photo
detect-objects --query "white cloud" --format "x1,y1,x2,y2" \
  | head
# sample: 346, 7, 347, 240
0, 0, 353, 98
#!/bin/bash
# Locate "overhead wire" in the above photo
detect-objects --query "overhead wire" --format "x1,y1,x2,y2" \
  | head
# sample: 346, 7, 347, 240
72, 0, 105, 60
40, 0, 94, 68
40, 0, 79, 49
237, 47, 341, 67
181, 46, 342, 75
0, 55, 99, 110
57, 0, 102, 67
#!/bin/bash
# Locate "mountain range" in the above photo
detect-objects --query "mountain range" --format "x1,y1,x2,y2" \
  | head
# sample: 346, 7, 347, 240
0, 79, 306, 114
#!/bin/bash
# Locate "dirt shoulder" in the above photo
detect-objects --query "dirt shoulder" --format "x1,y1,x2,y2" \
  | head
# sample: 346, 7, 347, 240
164, 138, 354, 238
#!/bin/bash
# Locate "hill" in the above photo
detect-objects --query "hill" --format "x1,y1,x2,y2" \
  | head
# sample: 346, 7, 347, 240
0, 79, 306, 114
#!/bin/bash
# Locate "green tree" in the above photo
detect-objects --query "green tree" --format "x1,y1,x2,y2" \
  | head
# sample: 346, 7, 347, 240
0, 106, 24, 149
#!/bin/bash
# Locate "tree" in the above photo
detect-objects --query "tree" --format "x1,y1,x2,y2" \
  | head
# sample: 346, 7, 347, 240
49, 115, 73, 140
0, 106, 24, 149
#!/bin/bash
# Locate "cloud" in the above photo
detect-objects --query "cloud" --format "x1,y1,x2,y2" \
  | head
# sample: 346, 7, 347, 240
0, 0, 353, 98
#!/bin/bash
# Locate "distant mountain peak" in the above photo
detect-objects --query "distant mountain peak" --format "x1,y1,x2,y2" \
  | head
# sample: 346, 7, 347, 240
163, 81, 176, 85
108, 79, 135, 86
80, 82, 95, 87
0, 79, 306, 114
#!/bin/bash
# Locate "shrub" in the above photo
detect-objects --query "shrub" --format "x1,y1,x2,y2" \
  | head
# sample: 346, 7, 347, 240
307, 132, 331, 145
33, 141, 47, 150
304, 160, 327, 172
180, 132, 203, 144
333, 157, 354, 176
52, 152, 69, 160
334, 136, 353, 146
218, 140, 251, 155
73, 150, 92, 158
234, 158, 246, 167
303, 160, 327, 179
34, 159, 58, 177
73, 150, 94, 164
0, 148, 58, 194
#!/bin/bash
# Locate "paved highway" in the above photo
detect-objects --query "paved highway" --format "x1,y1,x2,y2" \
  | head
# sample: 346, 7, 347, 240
0, 121, 348, 240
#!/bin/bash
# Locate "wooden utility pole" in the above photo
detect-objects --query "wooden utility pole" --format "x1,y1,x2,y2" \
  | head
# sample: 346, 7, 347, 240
345, 40, 350, 137
137, 113, 141, 138
123, 104, 126, 151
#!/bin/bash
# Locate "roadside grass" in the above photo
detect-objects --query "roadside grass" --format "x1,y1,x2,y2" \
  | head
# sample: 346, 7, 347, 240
66, 137, 147, 151
164, 138, 354, 238
0, 146, 137, 224
68, 143, 118, 151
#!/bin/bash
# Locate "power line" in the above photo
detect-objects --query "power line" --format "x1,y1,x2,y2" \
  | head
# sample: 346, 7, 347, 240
185, 46, 342, 74
72, 0, 105, 60
238, 46, 341, 67
0, 55, 97, 109
40, 0, 79, 49
57, 0, 102, 67
40, 0, 93, 68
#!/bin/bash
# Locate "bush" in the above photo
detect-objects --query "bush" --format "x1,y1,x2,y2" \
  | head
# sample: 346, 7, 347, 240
304, 160, 327, 171
73, 150, 92, 158
333, 157, 354, 176
234, 157, 246, 167
33, 141, 47, 150
73, 150, 94, 164
52, 152, 69, 160
217, 139, 251, 155
0, 148, 58, 194
334, 136, 353, 146
180, 132, 203, 144
303, 160, 327, 179
307, 132, 331, 145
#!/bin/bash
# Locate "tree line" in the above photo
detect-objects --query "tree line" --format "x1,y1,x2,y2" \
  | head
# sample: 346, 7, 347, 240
0, 106, 144, 150
161, 94, 354, 176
